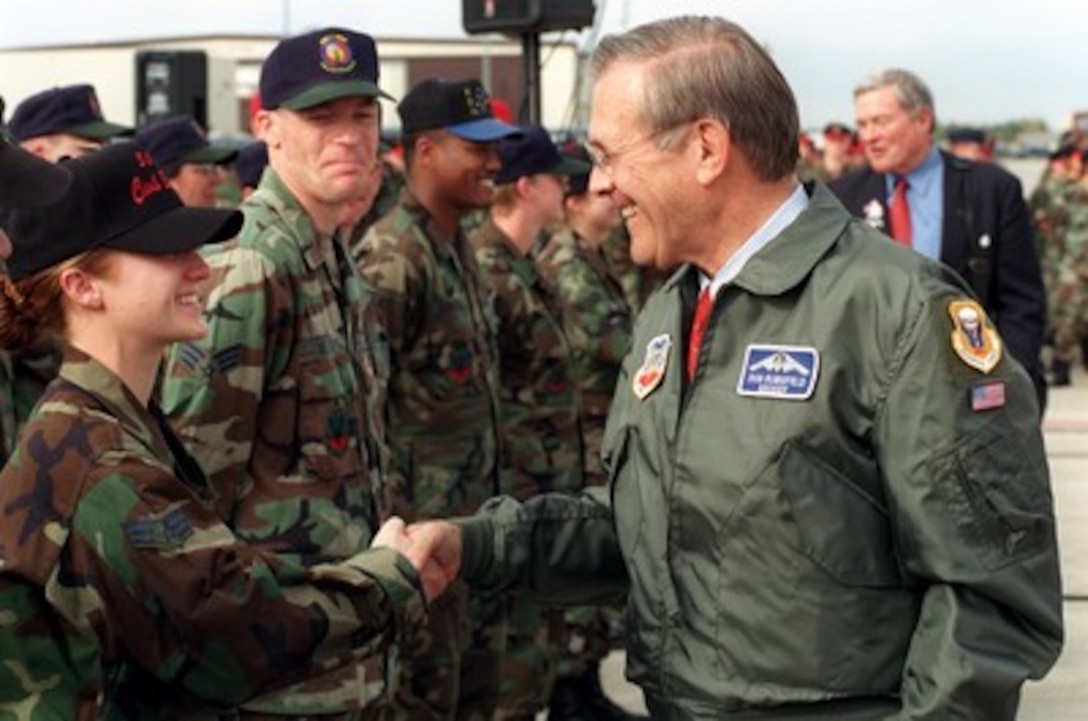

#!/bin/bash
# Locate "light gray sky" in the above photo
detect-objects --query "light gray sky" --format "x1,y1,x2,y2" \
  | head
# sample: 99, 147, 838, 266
1, 0, 1083, 131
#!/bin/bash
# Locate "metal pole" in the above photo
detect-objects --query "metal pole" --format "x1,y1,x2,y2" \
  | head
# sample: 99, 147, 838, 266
522, 31, 542, 124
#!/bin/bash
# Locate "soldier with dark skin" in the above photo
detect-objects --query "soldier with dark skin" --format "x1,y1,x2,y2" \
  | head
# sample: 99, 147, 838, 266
160, 27, 400, 718
353, 78, 518, 721
407, 15, 1062, 721
0, 143, 444, 719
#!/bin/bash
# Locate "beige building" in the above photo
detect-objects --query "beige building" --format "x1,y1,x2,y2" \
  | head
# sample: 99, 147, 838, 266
0, 34, 586, 137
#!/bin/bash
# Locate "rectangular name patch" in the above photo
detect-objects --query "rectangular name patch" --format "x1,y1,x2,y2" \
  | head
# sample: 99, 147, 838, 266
737, 344, 820, 400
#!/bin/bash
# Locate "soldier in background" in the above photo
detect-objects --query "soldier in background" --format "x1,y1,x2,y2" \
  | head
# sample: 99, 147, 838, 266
946, 127, 995, 162
0, 143, 437, 718
467, 124, 588, 720
133, 114, 239, 208
234, 140, 269, 201
1030, 140, 1083, 385
820, 121, 859, 181
535, 146, 646, 721
0, 132, 72, 465
8, 83, 131, 161
1042, 144, 1088, 386
354, 77, 518, 721
160, 27, 396, 718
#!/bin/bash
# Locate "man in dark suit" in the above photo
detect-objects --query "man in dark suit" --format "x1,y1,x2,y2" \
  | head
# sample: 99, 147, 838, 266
830, 69, 1047, 408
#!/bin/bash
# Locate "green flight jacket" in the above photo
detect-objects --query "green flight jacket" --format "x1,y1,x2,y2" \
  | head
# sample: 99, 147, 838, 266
458, 184, 1063, 720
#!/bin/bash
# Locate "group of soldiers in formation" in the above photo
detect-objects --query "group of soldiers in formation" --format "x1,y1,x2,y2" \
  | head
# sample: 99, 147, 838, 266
0, 24, 657, 721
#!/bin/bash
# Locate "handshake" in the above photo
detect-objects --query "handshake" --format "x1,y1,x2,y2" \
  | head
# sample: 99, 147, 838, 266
371, 516, 464, 602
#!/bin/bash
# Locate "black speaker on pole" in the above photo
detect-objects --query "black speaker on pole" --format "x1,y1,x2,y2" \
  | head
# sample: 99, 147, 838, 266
462, 0, 596, 35
135, 51, 208, 127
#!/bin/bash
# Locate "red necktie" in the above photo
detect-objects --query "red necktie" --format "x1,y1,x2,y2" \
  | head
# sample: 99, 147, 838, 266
687, 288, 714, 382
889, 176, 912, 246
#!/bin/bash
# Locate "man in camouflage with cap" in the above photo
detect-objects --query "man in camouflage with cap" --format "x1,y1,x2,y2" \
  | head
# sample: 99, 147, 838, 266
466, 124, 588, 720
8, 83, 131, 162
353, 77, 518, 720
160, 27, 395, 719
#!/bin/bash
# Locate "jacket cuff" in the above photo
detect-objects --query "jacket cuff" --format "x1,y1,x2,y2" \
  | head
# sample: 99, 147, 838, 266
454, 515, 496, 587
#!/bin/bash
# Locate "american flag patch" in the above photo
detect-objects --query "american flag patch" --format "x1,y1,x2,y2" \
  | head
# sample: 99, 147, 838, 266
970, 380, 1006, 412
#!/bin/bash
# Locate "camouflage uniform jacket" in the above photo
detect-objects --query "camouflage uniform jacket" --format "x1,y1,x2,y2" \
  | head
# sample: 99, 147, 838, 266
536, 227, 633, 485
0, 342, 62, 466
0, 349, 425, 720
162, 168, 386, 554
468, 217, 585, 500
354, 187, 501, 520
160, 169, 393, 715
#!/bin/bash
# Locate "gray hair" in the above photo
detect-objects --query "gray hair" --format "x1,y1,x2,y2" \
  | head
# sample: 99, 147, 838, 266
591, 15, 799, 182
854, 69, 936, 123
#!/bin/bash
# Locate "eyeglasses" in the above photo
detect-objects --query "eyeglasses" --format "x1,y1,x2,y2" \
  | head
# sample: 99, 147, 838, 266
583, 120, 693, 173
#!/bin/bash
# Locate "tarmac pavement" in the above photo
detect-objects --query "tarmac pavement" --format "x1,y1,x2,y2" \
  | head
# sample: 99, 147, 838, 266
593, 364, 1088, 719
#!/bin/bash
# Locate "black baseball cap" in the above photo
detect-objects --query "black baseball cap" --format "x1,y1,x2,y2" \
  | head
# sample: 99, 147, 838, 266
260, 28, 392, 110
134, 115, 238, 169
398, 78, 521, 142
8, 84, 131, 142
0, 132, 73, 208
2, 143, 242, 281
495, 125, 591, 185
235, 141, 268, 189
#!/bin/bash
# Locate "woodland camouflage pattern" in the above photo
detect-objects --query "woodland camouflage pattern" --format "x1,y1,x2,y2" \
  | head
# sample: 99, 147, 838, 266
469, 218, 584, 501
354, 187, 504, 720
0, 343, 62, 467
353, 186, 501, 522
159, 168, 393, 717
536, 225, 634, 678
536, 226, 632, 486
0, 350, 424, 720
468, 217, 586, 717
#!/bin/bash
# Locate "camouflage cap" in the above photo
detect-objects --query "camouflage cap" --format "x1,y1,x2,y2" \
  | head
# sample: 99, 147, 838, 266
260, 28, 393, 110
8, 84, 132, 141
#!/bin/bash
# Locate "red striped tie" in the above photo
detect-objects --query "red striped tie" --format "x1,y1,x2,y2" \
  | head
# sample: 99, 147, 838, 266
687, 288, 714, 382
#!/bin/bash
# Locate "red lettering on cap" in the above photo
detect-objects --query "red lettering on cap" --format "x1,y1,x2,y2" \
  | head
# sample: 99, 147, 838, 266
131, 173, 164, 205
135, 150, 156, 168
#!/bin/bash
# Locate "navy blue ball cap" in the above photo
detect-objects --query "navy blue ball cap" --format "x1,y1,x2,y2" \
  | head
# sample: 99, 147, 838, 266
398, 78, 521, 142
133, 115, 238, 169
0, 132, 73, 208
495, 125, 591, 185
234, 141, 268, 189
260, 28, 392, 110
8, 84, 132, 142
946, 127, 987, 145
1, 143, 242, 282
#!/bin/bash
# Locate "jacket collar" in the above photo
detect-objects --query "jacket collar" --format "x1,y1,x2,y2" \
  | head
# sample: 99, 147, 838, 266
58, 347, 166, 458
663, 182, 850, 297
